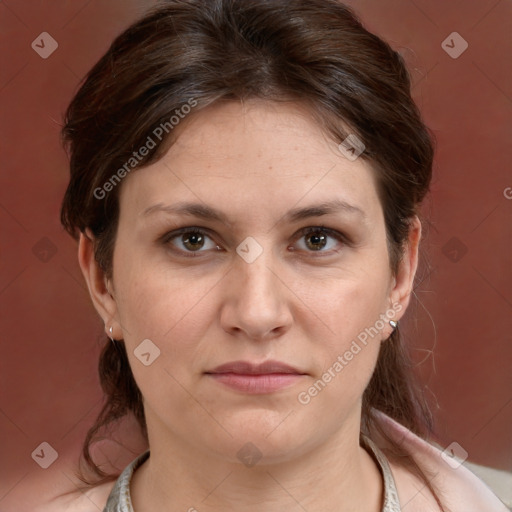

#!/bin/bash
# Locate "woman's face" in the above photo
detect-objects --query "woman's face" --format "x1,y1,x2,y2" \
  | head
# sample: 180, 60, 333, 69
84, 100, 419, 464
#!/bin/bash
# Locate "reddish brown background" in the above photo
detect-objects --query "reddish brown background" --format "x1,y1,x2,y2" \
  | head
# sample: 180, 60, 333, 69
1, 0, 511, 510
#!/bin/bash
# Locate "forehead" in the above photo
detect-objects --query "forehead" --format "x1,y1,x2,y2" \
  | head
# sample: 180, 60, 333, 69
118, 100, 383, 226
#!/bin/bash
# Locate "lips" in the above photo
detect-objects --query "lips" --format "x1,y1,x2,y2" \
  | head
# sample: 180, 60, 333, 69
206, 360, 305, 375
205, 360, 306, 394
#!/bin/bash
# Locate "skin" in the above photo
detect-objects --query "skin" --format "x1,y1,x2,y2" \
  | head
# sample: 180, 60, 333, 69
78, 99, 422, 512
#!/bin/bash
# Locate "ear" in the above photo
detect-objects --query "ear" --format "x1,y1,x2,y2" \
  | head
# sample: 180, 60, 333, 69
78, 229, 120, 339
388, 215, 422, 320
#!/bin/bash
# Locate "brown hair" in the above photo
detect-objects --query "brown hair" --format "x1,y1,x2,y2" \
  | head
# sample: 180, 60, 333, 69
61, 0, 441, 507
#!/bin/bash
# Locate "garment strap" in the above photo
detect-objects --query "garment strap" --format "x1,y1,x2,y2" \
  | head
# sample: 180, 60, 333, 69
104, 441, 402, 512
361, 435, 402, 512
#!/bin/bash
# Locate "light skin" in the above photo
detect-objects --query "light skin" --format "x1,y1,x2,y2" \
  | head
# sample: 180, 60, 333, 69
78, 100, 421, 512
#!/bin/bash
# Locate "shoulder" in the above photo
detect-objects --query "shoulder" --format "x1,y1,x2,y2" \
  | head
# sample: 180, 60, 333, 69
44, 450, 150, 512
34, 481, 115, 512
69, 481, 115, 512
374, 411, 510, 512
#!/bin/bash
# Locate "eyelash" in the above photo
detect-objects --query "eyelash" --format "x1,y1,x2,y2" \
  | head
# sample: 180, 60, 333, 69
160, 225, 349, 258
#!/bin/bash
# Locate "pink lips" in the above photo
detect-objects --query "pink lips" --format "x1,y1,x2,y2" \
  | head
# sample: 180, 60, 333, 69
205, 360, 306, 394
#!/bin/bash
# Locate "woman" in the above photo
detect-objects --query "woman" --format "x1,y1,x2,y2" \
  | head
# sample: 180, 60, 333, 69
59, 0, 509, 510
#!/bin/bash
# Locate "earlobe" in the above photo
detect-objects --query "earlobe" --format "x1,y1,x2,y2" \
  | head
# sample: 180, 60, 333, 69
78, 229, 119, 335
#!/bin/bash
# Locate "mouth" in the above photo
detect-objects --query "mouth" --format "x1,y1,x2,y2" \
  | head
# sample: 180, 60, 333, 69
205, 360, 307, 394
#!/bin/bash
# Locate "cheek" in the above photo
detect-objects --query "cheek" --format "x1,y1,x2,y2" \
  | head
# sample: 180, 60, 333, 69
112, 268, 215, 412
295, 266, 391, 348
113, 260, 220, 362
293, 265, 390, 401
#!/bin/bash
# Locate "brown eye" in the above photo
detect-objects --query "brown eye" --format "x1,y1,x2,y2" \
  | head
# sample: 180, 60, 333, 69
304, 231, 328, 251
163, 227, 220, 256
182, 231, 206, 251
295, 226, 346, 254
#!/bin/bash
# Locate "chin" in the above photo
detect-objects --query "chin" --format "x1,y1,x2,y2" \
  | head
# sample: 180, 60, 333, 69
202, 414, 312, 465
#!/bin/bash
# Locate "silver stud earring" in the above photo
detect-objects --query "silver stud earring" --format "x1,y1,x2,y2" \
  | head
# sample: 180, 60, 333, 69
108, 326, 114, 341
389, 320, 397, 329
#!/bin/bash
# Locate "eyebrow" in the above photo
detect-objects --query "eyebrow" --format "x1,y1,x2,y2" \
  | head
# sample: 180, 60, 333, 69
141, 198, 367, 226
282, 199, 367, 224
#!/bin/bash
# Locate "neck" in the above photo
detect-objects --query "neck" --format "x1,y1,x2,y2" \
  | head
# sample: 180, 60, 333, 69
131, 412, 383, 512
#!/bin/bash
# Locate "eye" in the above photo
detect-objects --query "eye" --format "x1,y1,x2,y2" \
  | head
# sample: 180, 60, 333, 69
160, 225, 347, 258
293, 226, 346, 254
162, 227, 220, 256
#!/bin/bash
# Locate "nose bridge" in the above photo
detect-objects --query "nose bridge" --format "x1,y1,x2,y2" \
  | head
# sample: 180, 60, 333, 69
235, 237, 279, 301
222, 235, 291, 338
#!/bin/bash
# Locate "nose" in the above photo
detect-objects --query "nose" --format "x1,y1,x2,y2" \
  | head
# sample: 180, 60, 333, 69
219, 245, 293, 341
